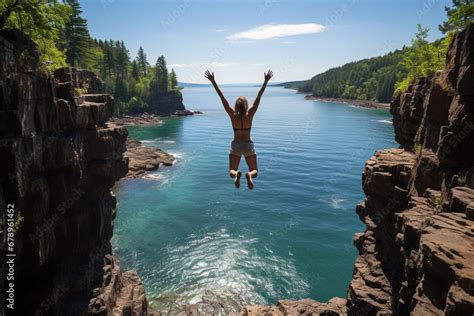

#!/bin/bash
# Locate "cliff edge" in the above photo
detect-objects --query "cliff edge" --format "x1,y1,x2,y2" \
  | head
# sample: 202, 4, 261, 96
0, 30, 151, 315
348, 24, 474, 316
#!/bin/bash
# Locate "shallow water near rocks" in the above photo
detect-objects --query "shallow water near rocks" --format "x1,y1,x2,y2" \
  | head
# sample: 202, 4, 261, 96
112, 86, 396, 313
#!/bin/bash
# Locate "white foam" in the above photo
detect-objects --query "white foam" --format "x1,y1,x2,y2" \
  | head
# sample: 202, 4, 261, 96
376, 119, 392, 124
141, 140, 156, 144
143, 173, 168, 183
169, 152, 183, 159
330, 197, 345, 209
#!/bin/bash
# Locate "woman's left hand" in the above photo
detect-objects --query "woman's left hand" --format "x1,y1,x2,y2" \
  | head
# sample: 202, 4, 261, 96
204, 70, 215, 82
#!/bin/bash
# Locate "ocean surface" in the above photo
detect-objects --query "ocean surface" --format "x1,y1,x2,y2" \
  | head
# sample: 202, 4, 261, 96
112, 86, 396, 313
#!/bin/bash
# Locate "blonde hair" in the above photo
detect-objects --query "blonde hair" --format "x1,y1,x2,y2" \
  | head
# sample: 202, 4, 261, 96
235, 96, 248, 117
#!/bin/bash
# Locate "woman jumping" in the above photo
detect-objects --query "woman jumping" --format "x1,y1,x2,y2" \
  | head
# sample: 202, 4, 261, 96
205, 69, 273, 189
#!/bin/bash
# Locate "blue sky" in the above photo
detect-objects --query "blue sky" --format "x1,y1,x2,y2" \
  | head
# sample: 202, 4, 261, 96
81, 0, 451, 83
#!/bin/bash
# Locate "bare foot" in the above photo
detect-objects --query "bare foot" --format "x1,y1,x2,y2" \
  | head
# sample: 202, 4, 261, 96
234, 170, 242, 188
245, 172, 254, 190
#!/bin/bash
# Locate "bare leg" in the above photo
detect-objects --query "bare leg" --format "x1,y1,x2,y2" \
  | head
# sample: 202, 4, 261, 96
229, 154, 242, 188
244, 154, 258, 189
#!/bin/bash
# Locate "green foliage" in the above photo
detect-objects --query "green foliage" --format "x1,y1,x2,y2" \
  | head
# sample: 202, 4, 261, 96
136, 46, 150, 77
395, 25, 447, 93
1, 0, 179, 115
13, 211, 24, 232
64, 0, 93, 68
430, 195, 442, 208
126, 96, 147, 114
153, 55, 169, 92
415, 143, 423, 156
2, 0, 71, 69
288, 49, 408, 103
439, 0, 474, 34
287, 2, 472, 101
169, 68, 178, 89
74, 87, 87, 95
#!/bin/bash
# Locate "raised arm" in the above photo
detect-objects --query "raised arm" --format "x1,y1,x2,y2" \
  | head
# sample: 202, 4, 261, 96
204, 70, 234, 116
249, 70, 273, 117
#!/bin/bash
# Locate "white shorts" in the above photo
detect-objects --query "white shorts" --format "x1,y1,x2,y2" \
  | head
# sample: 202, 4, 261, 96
229, 141, 256, 157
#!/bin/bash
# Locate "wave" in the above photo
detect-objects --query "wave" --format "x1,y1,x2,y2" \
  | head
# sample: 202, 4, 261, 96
376, 119, 392, 124
168, 152, 183, 159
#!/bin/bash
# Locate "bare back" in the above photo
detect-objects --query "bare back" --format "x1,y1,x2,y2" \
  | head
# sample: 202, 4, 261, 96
231, 113, 253, 142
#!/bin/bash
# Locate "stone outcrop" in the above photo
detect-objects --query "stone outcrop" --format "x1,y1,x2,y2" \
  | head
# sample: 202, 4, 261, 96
89, 255, 152, 316
109, 113, 164, 127
349, 24, 474, 315
233, 298, 348, 316
124, 140, 175, 179
0, 30, 149, 315
149, 90, 185, 116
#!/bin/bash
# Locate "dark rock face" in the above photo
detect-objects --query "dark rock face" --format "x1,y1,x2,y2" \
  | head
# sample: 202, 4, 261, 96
350, 25, 474, 315
149, 90, 185, 116
0, 30, 149, 315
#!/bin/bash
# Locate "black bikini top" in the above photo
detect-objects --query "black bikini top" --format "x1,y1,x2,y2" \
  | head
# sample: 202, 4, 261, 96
233, 116, 251, 131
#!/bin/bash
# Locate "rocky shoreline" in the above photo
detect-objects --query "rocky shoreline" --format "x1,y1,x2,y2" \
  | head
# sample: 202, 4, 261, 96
304, 95, 390, 109
109, 113, 164, 126
108, 114, 180, 179
124, 139, 175, 179
109, 110, 203, 128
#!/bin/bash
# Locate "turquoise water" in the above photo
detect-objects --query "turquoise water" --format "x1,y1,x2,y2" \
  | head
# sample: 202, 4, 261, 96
112, 86, 396, 313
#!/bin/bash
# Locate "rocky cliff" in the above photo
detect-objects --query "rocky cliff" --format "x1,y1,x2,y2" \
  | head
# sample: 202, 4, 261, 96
0, 30, 149, 315
150, 89, 185, 116
348, 25, 474, 315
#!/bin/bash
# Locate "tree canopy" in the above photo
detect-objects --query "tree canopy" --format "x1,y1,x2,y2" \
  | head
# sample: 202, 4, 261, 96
0, 0, 179, 114
439, 0, 474, 34
286, 0, 473, 102
285, 49, 408, 103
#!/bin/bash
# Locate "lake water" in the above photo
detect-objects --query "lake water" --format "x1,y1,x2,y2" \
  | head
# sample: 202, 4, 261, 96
112, 86, 396, 313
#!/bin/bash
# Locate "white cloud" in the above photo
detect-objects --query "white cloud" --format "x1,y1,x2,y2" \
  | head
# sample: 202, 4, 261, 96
215, 28, 228, 33
168, 63, 192, 68
226, 23, 326, 41
168, 62, 237, 69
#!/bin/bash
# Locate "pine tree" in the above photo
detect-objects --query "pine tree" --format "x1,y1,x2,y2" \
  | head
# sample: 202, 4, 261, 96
104, 40, 115, 76
439, 0, 474, 34
395, 25, 444, 92
154, 56, 168, 91
131, 60, 139, 80
64, 0, 91, 67
1, 0, 71, 68
136, 46, 149, 77
112, 40, 130, 80
169, 68, 178, 89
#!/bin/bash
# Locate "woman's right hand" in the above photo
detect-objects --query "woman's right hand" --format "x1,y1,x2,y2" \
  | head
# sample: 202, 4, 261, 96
264, 70, 273, 82
204, 70, 215, 82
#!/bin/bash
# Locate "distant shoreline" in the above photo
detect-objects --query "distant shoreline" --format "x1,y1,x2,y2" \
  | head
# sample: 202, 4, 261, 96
303, 95, 390, 109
